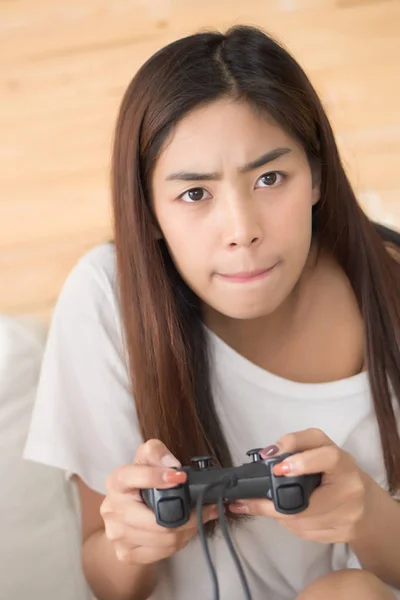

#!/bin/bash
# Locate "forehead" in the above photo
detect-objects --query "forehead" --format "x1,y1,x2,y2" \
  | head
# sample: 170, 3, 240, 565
153, 99, 301, 178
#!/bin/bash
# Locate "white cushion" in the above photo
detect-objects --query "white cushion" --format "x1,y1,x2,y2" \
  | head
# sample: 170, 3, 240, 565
0, 315, 92, 600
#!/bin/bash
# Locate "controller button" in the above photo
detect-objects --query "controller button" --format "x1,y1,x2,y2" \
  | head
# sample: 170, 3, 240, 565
158, 498, 185, 524
276, 484, 304, 510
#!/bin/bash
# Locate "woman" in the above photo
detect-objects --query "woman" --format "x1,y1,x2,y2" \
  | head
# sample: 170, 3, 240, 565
24, 25, 400, 600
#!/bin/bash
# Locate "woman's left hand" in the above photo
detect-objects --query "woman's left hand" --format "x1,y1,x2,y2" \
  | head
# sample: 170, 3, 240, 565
229, 428, 374, 544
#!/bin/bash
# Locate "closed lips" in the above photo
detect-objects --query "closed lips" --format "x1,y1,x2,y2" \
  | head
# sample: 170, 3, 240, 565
220, 269, 269, 278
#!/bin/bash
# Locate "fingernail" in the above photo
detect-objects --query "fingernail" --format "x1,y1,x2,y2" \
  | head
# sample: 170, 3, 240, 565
106, 523, 121, 541
273, 462, 292, 476
229, 502, 249, 513
162, 470, 187, 484
260, 444, 281, 459
116, 548, 129, 563
161, 453, 181, 467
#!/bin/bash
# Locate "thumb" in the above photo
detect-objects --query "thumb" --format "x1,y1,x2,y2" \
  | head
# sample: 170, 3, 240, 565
134, 439, 181, 469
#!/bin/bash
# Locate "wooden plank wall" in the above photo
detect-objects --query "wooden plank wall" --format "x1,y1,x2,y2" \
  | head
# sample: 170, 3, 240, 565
1, 0, 399, 322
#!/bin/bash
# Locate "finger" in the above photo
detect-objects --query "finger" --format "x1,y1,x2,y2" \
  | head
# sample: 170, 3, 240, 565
152, 503, 219, 534
228, 482, 329, 520
279, 524, 340, 543
228, 497, 297, 520
120, 496, 218, 532
113, 540, 180, 565
275, 428, 335, 455
105, 520, 184, 549
105, 464, 187, 497
272, 445, 350, 478
134, 439, 181, 469
277, 507, 357, 535
185, 503, 220, 529
108, 504, 218, 548
229, 496, 323, 522
279, 518, 354, 544
103, 497, 162, 530
229, 476, 355, 521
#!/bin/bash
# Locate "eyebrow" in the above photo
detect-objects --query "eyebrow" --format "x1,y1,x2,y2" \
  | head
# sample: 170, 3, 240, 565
165, 147, 292, 182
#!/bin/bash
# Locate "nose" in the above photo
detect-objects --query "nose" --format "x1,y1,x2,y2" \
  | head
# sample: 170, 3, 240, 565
221, 197, 263, 249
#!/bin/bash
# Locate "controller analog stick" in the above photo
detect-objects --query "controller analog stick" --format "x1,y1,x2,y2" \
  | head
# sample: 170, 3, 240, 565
191, 456, 214, 470
246, 448, 263, 462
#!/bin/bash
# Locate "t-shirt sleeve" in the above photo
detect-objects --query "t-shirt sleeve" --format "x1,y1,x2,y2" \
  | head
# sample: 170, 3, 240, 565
23, 254, 143, 495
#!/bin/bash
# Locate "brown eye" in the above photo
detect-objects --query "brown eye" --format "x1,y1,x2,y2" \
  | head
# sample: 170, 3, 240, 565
257, 172, 285, 188
262, 173, 277, 185
180, 187, 211, 203
188, 188, 204, 201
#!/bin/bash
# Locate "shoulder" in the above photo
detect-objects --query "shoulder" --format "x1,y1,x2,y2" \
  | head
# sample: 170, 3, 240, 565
24, 242, 141, 493
67, 241, 117, 297
54, 242, 119, 324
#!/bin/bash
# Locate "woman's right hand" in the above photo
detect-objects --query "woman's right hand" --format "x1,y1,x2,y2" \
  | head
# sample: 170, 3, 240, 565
100, 439, 219, 565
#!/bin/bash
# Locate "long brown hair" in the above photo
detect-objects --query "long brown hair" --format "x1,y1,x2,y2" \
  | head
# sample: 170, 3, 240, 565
111, 26, 400, 517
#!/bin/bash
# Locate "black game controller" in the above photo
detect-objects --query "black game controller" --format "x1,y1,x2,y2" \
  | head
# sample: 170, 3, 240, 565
140, 449, 322, 528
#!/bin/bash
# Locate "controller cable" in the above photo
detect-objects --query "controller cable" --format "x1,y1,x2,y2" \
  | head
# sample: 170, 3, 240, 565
196, 478, 253, 600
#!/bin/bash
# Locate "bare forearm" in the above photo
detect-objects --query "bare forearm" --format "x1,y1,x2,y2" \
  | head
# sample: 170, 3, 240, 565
82, 530, 158, 600
350, 475, 400, 589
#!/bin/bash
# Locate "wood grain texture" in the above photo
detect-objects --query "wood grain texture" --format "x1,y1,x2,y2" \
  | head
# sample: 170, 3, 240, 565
1, 0, 399, 322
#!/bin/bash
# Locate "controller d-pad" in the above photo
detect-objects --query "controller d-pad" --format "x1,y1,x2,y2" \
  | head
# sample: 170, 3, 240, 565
276, 484, 304, 511
158, 498, 184, 524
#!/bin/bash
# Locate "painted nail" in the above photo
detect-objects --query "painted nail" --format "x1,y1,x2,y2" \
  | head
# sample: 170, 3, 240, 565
229, 502, 249, 513
273, 462, 292, 476
260, 444, 280, 459
162, 470, 187, 483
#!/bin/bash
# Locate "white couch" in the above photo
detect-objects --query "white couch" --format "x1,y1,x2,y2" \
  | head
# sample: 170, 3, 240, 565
0, 315, 93, 600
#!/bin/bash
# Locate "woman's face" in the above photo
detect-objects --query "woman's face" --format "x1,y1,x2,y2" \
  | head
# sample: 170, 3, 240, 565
151, 98, 319, 320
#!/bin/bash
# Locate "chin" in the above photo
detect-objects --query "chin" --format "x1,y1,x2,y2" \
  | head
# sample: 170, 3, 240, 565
215, 301, 278, 321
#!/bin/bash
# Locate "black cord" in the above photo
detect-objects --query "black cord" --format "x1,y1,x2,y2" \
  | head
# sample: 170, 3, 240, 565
196, 478, 253, 600
217, 483, 253, 600
196, 481, 222, 600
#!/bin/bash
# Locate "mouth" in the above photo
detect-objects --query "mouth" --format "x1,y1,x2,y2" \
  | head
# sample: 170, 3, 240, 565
216, 264, 277, 283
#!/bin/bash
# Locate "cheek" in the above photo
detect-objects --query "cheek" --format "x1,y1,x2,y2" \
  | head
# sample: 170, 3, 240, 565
276, 178, 315, 245
160, 223, 210, 288
268, 181, 315, 289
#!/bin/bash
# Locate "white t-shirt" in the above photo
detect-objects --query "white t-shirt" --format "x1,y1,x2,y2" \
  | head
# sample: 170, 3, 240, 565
24, 243, 400, 600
